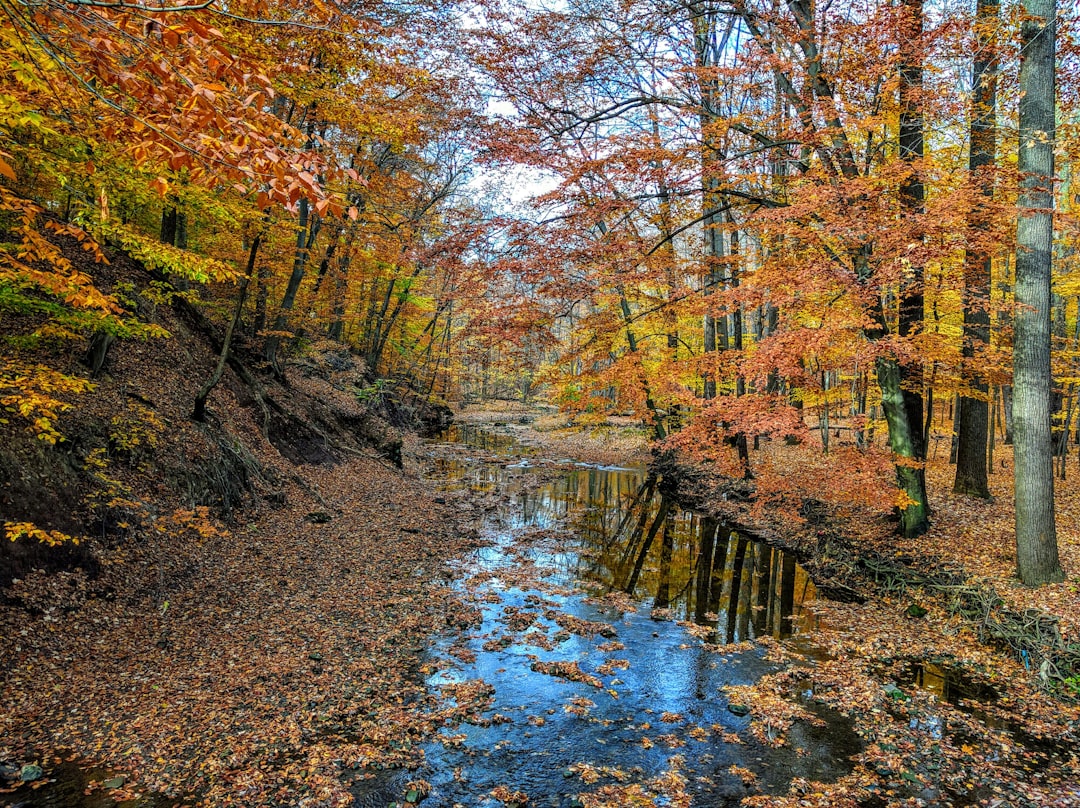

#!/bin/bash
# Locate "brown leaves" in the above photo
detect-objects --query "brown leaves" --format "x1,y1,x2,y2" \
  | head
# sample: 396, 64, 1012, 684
529, 660, 603, 689
0, 453, 481, 806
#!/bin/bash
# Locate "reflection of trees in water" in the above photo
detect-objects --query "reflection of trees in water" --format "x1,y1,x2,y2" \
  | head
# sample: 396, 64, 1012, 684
504, 464, 815, 646
564, 476, 815, 645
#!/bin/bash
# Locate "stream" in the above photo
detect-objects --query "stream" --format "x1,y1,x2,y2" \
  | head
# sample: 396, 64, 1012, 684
395, 423, 864, 807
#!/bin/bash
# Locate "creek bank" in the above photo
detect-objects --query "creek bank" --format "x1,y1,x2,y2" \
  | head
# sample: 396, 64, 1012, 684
0, 449, 491, 807
0, 236, 487, 806
654, 449, 1080, 692
652, 458, 1080, 806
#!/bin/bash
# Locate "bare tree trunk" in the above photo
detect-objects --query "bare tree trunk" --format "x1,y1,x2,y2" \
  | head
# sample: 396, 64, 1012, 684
1013, 0, 1063, 585
193, 230, 262, 421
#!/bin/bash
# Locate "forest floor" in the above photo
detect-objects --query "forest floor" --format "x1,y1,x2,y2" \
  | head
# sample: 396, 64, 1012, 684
0, 446, 497, 807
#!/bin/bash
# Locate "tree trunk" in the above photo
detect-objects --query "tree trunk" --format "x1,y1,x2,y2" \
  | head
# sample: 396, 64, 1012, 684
898, 0, 928, 492
1012, 0, 1063, 585
193, 231, 262, 421
160, 205, 178, 246
265, 198, 319, 373
877, 357, 930, 536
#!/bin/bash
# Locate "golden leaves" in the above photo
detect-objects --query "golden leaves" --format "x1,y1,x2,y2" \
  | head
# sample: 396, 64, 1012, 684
4, 521, 77, 546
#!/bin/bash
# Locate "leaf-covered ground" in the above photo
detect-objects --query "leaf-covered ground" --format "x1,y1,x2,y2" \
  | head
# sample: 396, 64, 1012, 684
0, 450, 487, 806
4, 404, 1080, 807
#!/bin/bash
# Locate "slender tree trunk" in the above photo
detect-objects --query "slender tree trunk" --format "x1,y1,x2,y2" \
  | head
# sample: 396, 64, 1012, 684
954, 26, 996, 495
193, 231, 262, 421
1013, 0, 1063, 585
265, 198, 318, 372
988, 385, 997, 473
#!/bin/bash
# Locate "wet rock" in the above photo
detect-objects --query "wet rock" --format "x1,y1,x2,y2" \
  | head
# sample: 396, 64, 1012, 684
728, 703, 751, 717
103, 775, 126, 789
19, 763, 43, 782
883, 682, 908, 700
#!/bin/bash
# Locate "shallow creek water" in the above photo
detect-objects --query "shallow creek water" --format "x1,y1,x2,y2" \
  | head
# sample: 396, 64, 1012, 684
410, 424, 863, 807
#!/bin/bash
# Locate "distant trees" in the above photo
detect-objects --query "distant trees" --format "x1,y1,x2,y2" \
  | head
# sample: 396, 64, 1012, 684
466, 0, 1077, 577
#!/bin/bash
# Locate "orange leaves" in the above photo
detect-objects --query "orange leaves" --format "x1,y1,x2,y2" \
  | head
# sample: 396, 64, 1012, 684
0, 151, 16, 181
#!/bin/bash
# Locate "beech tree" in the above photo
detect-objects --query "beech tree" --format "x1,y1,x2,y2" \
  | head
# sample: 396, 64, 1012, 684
1012, 0, 1064, 585
954, 0, 999, 499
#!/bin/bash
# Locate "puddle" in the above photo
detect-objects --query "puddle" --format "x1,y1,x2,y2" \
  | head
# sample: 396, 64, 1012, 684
0, 759, 190, 808
418, 425, 862, 805
893, 660, 999, 706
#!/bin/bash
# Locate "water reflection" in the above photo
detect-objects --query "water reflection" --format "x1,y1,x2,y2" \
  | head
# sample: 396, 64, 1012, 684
502, 464, 818, 645
417, 424, 860, 807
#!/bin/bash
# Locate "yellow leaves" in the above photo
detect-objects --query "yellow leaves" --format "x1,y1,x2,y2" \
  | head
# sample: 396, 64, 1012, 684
98, 221, 238, 284
5, 521, 78, 546
1, 362, 95, 443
